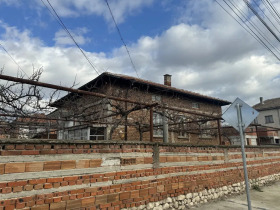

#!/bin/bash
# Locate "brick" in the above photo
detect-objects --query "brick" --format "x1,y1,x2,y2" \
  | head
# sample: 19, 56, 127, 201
53, 182, 61, 188
130, 190, 139, 198
5, 145, 15, 150
89, 159, 102, 168
64, 176, 78, 181
53, 197, 62, 203
81, 197, 95, 207
5, 163, 25, 173
148, 187, 157, 195
25, 145, 35, 150
157, 185, 164, 192
50, 201, 66, 210
47, 177, 63, 183
24, 185, 33, 191
15, 202, 26, 209
61, 160, 76, 170
8, 180, 27, 187
34, 184, 44, 190
13, 186, 23, 192
15, 145, 25, 150
85, 187, 97, 193
119, 192, 130, 200
44, 183, 52, 189
100, 203, 111, 208
0, 150, 21, 156
107, 194, 119, 203
22, 150, 40, 155
76, 160, 90, 169
44, 161, 61, 171
25, 162, 44, 172
0, 164, 4, 174
29, 179, 46, 185
139, 189, 148, 197
2, 187, 12, 193
95, 195, 107, 205
66, 199, 81, 209
3, 205, 15, 210
31, 204, 49, 210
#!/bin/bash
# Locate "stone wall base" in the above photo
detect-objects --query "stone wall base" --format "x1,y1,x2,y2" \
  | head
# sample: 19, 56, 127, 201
125, 173, 280, 210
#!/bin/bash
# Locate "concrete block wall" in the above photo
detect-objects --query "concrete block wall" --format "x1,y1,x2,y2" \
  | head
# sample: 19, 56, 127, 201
0, 139, 280, 210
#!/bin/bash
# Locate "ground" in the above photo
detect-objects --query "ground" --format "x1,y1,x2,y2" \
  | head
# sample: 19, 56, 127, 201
194, 181, 280, 210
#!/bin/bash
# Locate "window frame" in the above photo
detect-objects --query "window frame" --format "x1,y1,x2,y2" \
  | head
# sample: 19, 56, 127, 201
265, 115, 274, 124
153, 112, 163, 137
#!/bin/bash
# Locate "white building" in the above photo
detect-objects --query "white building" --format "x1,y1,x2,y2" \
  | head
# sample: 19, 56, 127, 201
253, 97, 280, 144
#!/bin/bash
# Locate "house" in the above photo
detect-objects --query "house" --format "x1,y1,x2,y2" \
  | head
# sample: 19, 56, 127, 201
253, 97, 280, 144
50, 72, 230, 144
9, 114, 57, 139
222, 126, 258, 146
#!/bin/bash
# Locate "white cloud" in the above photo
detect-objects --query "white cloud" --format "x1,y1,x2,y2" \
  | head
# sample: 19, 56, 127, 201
38, 0, 154, 24
53, 27, 91, 46
1, 0, 280, 108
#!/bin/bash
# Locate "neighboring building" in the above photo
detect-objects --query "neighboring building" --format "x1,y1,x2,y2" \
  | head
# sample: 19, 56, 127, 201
51, 72, 230, 144
253, 97, 280, 144
10, 114, 56, 139
0, 121, 11, 139
222, 126, 258, 146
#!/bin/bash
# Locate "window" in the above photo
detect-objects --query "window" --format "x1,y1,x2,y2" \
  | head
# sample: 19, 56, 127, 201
81, 129, 88, 140
177, 116, 189, 139
152, 95, 161, 102
90, 127, 105, 140
153, 113, 163, 136
199, 121, 212, 139
192, 103, 199, 109
265, 115, 274, 124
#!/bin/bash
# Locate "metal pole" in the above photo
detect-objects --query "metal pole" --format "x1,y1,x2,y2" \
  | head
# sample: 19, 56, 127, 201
236, 103, 252, 210
163, 109, 168, 143
150, 107, 153, 142
217, 119, 222, 145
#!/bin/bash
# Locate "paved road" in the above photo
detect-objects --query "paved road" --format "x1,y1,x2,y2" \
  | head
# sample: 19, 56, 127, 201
194, 182, 280, 210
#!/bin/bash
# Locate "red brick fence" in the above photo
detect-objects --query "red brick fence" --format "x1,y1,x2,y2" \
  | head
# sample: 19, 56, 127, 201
0, 139, 280, 209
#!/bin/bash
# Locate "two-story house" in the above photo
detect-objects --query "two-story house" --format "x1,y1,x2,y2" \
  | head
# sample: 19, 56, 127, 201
253, 97, 280, 144
50, 72, 230, 144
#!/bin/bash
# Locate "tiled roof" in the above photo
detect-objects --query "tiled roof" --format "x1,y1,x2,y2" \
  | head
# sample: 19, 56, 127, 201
253, 97, 280, 110
53, 72, 230, 106
101, 72, 230, 105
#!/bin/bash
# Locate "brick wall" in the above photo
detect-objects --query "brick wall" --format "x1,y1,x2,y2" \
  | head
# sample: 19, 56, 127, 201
1, 139, 280, 210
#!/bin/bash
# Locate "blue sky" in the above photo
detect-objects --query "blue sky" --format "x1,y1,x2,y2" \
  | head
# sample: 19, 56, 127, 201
1, 0, 280, 106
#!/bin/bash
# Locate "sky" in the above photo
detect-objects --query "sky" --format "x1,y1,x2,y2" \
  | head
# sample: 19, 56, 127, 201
0, 0, 280, 107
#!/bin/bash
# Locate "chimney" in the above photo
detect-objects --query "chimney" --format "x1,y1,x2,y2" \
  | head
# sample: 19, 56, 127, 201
164, 74, 172, 86
260, 97, 264, 104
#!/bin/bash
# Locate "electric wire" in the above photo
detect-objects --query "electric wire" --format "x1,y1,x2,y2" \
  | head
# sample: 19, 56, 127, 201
265, 0, 280, 23
261, 0, 280, 26
244, 0, 280, 43
40, 0, 100, 75
215, 0, 280, 61
229, 0, 280, 55
251, 0, 280, 35
0, 43, 28, 77
104, 0, 139, 78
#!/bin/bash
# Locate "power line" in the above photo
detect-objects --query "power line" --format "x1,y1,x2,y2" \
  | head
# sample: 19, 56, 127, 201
104, 0, 139, 78
215, 0, 280, 61
40, 0, 100, 75
0, 43, 28, 77
228, 0, 280, 55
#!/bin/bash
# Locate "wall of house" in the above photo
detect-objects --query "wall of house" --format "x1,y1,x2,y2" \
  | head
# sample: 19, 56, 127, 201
256, 109, 280, 129
1, 139, 280, 210
105, 84, 222, 144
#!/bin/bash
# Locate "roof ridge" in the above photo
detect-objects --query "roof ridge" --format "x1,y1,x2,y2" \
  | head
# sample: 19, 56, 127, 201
103, 72, 229, 104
